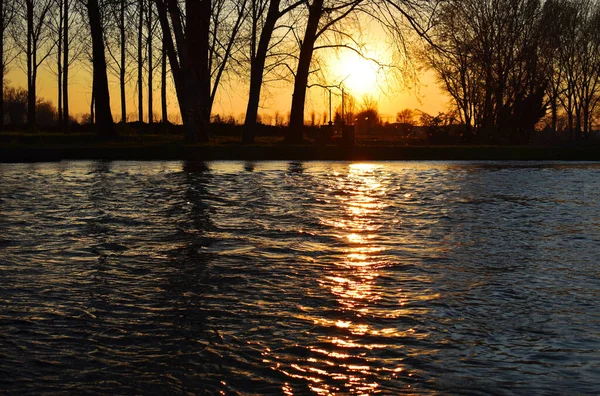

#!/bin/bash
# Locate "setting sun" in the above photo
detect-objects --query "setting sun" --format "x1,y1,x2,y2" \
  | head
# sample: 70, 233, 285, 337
331, 51, 383, 98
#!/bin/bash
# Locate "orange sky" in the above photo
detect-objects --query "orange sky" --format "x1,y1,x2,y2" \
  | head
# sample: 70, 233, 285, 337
6, 51, 448, 125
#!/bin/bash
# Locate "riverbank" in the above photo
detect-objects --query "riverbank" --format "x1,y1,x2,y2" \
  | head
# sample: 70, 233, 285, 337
3, 143, 600, 162
2, 131, 600, 162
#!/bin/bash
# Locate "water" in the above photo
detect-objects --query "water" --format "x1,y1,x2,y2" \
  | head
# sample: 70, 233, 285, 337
1, 161, 600, 395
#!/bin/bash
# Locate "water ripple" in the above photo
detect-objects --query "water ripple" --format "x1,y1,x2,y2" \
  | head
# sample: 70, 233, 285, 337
1, 161, 600, 394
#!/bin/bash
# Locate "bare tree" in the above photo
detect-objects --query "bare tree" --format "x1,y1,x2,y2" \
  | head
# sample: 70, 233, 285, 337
1, 0, 18, 132
160, 33, 167, 124
49, 0, 65, 129
396, 108, 416, 124
87, 0, 114, 136
556, 0, 600, 139
423, 0, 547, 143
113, 0, 129, 123
62, 0, 69, 130
155, 0, 248, 141
137, 0, 143, 121
155, 0, 210, 141
209, 0, 249, 111
147, 0, 154, 123
287, 0, 364, 143
1, 0, 3, 131
241, 0, 304, 143
47, 0, 87, 131
14, 0, 55, 131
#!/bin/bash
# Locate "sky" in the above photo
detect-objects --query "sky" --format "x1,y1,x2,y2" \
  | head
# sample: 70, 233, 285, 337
5, 28, 449, 125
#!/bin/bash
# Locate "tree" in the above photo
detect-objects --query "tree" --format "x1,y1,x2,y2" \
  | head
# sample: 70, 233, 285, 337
396, 108, 415, 124
146, 0, 155, 123
538, 0, 567, 136
14, 0, 55, 131
356, 94, 379, 126
3, 83, 57, 126
48, 0, 80, 132
242, 0, 304, 143
87, 0, 114, 137
1, 1, 3, 131
1, 0, 18, 132
48, 0, 65, 129
62, 0, 69, 131
287, 0, 364, 143
137, 0, 143, 122
555, 0, 600, 140
424, 0, 548, 143
156, 0, 246, 141
3, 85, 28, 125
208, 0, 248, 112
155, 0, 211, 141
105, 0, 130, 123
160, 33, 168, 124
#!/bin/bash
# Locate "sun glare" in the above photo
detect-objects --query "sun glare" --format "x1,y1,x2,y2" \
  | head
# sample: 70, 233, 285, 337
332, 51, 381, 98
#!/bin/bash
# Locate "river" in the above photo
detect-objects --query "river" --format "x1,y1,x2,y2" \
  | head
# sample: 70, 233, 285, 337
1, 161, 599, 394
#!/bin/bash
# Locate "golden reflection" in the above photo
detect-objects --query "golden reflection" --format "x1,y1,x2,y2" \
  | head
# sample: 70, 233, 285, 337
279, 163, 402, 394
274, 163, 432, 394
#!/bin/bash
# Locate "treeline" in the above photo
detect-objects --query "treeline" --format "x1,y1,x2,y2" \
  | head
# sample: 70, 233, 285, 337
0, 0, 432, 141
1, 0, 599, 145
425, 0, 600, 144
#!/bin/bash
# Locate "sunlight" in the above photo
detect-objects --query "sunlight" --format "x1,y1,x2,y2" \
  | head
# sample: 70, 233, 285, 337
274, 163, 412, 395
331, 52, 382, 98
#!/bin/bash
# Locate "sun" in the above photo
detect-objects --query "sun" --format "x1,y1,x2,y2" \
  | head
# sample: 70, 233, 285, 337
331, 51, 382, 98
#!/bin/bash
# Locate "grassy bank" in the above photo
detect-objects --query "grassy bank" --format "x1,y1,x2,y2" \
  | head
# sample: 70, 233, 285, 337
2, 131, 600, 162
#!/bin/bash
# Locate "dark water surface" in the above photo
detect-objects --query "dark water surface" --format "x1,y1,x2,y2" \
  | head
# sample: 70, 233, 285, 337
1, 161, 600, 395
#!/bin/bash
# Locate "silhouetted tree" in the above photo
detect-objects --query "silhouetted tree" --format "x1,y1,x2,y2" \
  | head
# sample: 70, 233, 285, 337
3, 85, 28, 125
14, 0, 55, 131
208, 0, 248, 112
62, 0, 69, 131
424, 0, 547, 143
356, 94, 379, 127
87, 0, 114, 137
242, 0, 304, 143
155, 0, 210, 141
156, 0, 246, 141
160, 35, 167, 124
287, 0, 363, 143
554, 0, 600, 139
146, 0, 155, 124
137, 0, 143, 122
396, 108, 416, 124
105, 0, 130, 123
1, 1, 17, 131
48, 0, 80, 132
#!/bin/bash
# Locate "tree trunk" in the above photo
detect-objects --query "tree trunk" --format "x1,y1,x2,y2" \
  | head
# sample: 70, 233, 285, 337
88, 0, 115, 137
63, 0, 69, 132
161, 37, 167, 124
90, 79, 95, 124
178, 0, 210, 142
57, 0, 63, 130
0, 0, 4, 133
199, 0, 210, 140
138, 0, 144, 122
242, 0, 280, 144
551, 97, 557, 136
155, 0, 210, 142
288, 0, 324, 143
147, 0, 153, 124
27, 0, 35, 132
155, 0, 186, 123
120, 0, 126, 122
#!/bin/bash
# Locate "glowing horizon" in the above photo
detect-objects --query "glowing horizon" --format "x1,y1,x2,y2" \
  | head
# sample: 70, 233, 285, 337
5, 51, 448, 126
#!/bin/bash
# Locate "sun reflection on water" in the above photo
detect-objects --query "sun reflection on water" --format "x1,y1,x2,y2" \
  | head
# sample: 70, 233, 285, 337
284, 163, 406, 394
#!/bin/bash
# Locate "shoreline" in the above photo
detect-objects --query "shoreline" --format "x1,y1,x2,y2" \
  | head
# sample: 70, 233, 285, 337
3, 144, 600, 162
